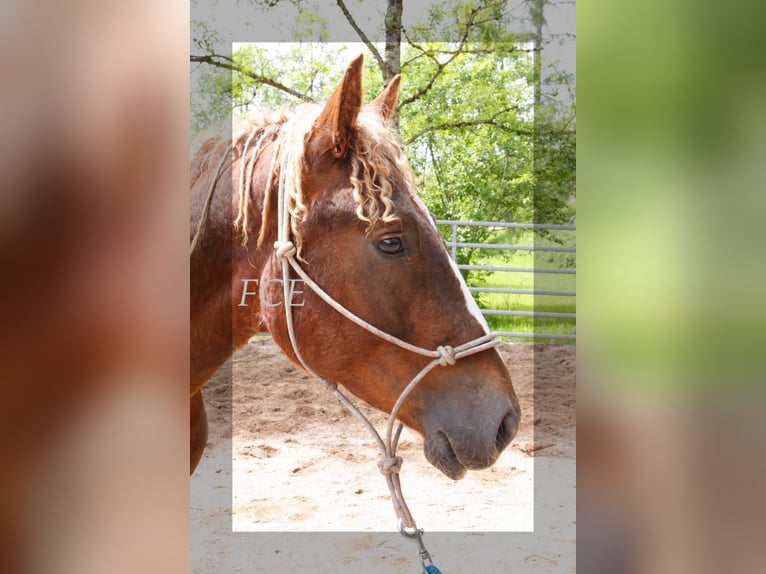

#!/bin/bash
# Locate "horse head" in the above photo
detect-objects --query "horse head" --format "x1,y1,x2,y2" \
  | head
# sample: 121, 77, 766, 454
247, 56, 520, 480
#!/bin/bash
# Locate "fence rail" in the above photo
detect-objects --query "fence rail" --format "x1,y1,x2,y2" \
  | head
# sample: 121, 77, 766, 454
457, 264, 575, 274
437, 220, 576, 344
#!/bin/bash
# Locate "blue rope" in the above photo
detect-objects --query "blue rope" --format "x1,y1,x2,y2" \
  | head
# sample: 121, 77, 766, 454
425, 566, 442, 574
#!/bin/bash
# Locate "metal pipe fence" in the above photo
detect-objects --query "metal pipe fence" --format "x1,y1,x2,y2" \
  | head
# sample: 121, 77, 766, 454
436, 220, 576, 344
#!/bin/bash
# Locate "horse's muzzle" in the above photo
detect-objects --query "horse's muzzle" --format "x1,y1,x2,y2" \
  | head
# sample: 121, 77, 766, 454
423, 396, 520, 480
496, 409, 520, 453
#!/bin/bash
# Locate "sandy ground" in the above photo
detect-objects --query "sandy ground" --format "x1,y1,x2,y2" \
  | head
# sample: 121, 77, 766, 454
191, 339, 575, 572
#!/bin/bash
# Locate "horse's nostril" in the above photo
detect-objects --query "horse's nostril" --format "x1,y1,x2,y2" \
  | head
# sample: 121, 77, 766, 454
495, 411, 519, 453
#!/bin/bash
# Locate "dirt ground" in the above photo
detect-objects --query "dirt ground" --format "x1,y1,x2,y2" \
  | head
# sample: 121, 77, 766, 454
191, 338, 575, 573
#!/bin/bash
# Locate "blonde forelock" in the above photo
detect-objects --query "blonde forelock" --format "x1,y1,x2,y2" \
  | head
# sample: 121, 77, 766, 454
225, 105, 418, 257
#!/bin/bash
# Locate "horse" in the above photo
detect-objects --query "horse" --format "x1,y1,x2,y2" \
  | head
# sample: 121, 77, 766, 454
190, 55, 520, 485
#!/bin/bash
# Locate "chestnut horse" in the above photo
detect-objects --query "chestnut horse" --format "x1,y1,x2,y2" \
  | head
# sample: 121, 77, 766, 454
190, 55, 520, 481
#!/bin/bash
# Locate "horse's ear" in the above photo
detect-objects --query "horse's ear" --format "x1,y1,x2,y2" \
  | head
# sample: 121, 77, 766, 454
369, 75, 401, 122
314, 55, 364, 158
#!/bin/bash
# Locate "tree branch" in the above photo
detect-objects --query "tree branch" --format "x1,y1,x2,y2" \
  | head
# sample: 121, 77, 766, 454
335, 0, 385, 72
400, 1, 499, 107
190, 54, 313, 102
427, 44, 541, 55
404, 117, 574, 146
399, 28, 462, 107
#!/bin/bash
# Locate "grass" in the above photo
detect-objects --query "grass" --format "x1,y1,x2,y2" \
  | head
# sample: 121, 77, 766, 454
464, 229, 576, 344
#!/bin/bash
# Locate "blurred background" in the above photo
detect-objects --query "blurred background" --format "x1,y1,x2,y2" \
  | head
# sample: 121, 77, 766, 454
579, 0, 766, 573
0, 1, 189, 572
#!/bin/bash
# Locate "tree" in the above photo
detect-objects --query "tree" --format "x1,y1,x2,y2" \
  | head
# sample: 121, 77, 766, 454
191, 0, 575, 265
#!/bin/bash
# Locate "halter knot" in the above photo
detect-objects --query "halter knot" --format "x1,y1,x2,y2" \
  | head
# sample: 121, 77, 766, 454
274, 240, 296, 259
436, 345, 457, 367
378, 455, 403, 475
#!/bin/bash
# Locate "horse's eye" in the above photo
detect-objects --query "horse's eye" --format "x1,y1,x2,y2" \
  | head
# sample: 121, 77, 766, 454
377, 237, 404, 255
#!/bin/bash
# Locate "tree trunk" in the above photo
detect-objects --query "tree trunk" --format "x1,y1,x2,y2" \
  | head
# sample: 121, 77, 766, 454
531, 0, 545, 222
384, 0, 403, 83
384, 0, 403, 128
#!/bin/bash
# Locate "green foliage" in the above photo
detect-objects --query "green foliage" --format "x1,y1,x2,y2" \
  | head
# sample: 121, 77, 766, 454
398, 41, 575, 256
191, 0, 576, 268
195, 44, 384, 128
291, 9, 330, 41
192, 66, 233, 135
400, 43, 537, 228
407, 0, 515, 44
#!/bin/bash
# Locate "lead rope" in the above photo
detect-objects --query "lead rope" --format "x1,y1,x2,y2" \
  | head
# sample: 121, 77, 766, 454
272, 160, 497, 574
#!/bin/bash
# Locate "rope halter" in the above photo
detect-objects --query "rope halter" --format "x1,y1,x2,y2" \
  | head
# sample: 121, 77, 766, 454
271, 151, 499, 571
273, 242, 499, 514
436, 345, 457, 367
274, 240, 297, 259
